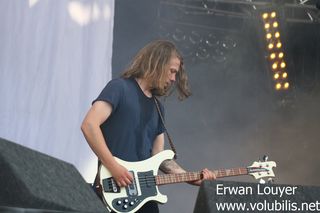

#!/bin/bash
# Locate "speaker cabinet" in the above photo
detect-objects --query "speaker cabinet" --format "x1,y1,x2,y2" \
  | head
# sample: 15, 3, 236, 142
0, 138, 106, 212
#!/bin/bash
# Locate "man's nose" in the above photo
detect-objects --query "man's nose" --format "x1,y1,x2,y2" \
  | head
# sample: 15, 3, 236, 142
170, 74, 176, 82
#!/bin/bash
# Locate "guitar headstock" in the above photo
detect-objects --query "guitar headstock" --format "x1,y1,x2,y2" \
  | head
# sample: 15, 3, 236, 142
247, 157, 277, 180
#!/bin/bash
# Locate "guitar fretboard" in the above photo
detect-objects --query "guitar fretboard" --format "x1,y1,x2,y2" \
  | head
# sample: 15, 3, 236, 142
155, 167, 248, 185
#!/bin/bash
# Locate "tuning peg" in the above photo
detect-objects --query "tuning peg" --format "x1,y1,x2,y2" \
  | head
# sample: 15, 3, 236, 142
262, 155, 268, 162
267, 178, 275, 184
259, 179, 266, 184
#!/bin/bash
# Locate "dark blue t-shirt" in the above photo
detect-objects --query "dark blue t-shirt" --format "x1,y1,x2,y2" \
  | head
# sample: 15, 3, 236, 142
93, 77, 165, 162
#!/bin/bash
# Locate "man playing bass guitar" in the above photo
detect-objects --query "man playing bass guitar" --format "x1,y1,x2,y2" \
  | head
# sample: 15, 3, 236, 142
81, 40, 216, 213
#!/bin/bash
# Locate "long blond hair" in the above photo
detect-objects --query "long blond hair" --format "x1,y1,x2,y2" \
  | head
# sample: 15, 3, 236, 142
122, 40, 191, 100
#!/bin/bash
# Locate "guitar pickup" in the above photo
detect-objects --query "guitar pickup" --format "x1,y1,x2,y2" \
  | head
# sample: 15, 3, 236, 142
102, 177, 120, 193
127, 171, 137, 196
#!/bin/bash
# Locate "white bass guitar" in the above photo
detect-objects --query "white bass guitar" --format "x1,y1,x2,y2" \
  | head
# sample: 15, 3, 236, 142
99, 150, 276, 213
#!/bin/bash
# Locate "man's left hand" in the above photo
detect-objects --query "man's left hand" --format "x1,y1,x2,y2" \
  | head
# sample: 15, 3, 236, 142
188, 168, 216, 186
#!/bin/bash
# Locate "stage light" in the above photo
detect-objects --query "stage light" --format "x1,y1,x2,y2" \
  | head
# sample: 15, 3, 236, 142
284, 82, 289, 89
278, 52, 284, 58
189, 31, 201, 44
266, 33, 272, 39
268, 43, 274, 49
275, 83, 282, 90
196, 45, 210, 60
273, 22, 279, 28
261, 10, 290, 92
276, 42, 282, 48
264, 23, 270, 29
172, 28, 186, 42
282, 72, 288, 78
270, 53, 276, 59
262, 13, 268, 19
205, 33, 218, 47
272, 62, 278, 69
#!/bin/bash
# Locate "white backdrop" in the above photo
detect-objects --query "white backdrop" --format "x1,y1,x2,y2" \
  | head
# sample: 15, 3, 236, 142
0, 0, 114, 182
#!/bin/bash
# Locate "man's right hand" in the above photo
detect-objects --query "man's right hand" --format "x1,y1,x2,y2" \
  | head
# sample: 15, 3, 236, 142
109, 162, 133, 187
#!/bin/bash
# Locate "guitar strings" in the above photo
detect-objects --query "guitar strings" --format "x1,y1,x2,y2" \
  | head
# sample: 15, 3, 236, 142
104, 173, 201, 189
104, 169, 249, 189
104, 171, 206, 187
134, 168, 251, 187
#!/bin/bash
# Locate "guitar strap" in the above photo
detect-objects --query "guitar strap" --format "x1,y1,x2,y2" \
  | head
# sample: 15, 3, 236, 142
153, 97, 178, 159
93, 161, 103, 200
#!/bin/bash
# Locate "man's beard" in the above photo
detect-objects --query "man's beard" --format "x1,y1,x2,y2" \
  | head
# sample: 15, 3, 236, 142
152, 83, 174, 97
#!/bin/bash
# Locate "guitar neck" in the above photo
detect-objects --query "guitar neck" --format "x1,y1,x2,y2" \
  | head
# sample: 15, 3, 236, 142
155, 167, 248, 185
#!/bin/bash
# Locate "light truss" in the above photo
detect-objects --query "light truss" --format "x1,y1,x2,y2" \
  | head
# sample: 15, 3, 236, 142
159, 0, 320, 26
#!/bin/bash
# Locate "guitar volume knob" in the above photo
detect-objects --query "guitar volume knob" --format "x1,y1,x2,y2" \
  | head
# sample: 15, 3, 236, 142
117, 200, 122, 205
124, 199, 129, 203
123, 204, 128, 209
130, 201, 134, 206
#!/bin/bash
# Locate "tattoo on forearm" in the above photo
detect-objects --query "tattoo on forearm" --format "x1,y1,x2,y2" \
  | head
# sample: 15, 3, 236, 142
160, 160, 185, 174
